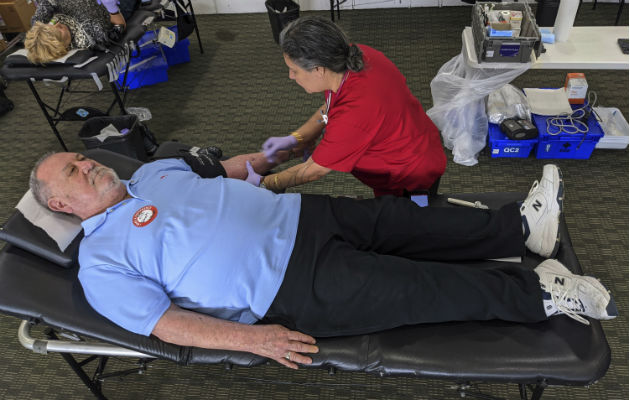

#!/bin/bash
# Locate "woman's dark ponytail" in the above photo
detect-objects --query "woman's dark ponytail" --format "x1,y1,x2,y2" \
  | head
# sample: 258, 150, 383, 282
281, 16, 364, 73
346, 44, 364, 72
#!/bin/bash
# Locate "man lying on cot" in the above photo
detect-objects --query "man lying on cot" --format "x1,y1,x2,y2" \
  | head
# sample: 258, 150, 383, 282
24, 0, 134, 64
29, 154, 618, 369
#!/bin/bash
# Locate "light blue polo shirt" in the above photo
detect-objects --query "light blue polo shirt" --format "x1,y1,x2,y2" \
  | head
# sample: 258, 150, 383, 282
78, 158, 301, 336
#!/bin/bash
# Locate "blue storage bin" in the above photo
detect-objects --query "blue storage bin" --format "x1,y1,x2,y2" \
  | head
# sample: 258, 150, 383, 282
117, 54, 168, 90
163, 39, 190, 66
532, 107, 604, 159
487, 123, 538, 158
134, 26, 190, 67
163, 26, 190, 66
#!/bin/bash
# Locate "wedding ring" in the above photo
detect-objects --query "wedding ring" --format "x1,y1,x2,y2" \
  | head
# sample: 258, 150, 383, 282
285, 351, 291, 360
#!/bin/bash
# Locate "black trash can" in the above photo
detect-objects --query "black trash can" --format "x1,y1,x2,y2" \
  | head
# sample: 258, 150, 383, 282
265, 0, 300, 44
79, 115, 148, 161
535, 0, 561, 27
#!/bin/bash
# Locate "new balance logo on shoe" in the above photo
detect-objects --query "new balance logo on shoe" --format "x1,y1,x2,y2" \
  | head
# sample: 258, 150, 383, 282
532, 199, 542, 212
535, 259, 619, 325
521, 165, 563, 258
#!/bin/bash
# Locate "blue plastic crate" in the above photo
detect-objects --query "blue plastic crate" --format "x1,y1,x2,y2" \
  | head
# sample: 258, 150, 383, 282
117, 54, 168, 90
532, 107, 604, 159
163, 26, 190, 66
487, 123, 538, 158
134, 26, 190, 67
163, 38, 190, 66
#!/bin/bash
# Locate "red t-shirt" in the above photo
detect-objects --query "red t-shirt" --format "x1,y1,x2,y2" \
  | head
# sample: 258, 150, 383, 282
312, 45, 446, 197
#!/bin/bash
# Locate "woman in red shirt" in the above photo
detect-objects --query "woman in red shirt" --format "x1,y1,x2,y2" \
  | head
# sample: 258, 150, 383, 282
249, 16, 446, 197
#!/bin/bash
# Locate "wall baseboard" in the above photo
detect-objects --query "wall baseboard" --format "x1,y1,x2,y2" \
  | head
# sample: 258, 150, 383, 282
190, 0, 609, 15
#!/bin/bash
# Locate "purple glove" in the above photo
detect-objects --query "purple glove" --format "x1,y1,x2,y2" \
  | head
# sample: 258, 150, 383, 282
262, 135, 298, 163
97, 0, 120, 14
245, 161, 262, 187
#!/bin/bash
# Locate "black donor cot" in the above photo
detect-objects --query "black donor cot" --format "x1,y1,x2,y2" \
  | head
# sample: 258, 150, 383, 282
0, 149, 611, 400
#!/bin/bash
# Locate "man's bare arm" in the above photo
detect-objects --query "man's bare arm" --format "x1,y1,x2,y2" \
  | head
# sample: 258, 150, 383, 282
152, 304, 319, 369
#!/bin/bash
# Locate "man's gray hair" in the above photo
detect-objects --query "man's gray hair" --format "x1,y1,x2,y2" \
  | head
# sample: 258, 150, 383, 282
279, 16, 364, 73
29, 151, 57, 209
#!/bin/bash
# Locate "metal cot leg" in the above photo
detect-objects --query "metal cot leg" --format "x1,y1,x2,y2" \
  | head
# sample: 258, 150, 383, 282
26, 80, 68, 151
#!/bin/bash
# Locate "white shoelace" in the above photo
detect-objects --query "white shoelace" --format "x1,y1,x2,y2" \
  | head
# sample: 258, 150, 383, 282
549, 282, 590, 325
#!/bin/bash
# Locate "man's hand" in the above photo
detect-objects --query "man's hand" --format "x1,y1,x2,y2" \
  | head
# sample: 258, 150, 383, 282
253, 324, 318, 370
262, 135, 298, 163
245, 161, 262, 187
153, 304, 318, 370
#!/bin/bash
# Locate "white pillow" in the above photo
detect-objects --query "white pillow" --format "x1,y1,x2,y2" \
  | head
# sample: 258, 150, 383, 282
15, 190, 83, 251
11, 48, 79, 63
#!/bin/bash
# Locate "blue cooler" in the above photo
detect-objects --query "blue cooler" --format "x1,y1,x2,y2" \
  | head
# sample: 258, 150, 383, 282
487, 123, 538, 158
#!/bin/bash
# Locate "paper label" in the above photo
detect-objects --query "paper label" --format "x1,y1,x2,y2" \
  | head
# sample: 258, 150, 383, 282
157, 27, 176, 48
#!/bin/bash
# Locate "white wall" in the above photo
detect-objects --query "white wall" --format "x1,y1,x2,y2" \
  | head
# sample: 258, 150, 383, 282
190, 0, 480, 14
191, 0, 614, 15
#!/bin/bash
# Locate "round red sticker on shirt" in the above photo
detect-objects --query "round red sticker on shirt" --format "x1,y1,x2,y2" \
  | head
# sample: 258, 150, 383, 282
132, 205, 158, 227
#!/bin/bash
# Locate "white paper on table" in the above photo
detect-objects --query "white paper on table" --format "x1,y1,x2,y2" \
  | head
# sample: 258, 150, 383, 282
523, 88, 573, 116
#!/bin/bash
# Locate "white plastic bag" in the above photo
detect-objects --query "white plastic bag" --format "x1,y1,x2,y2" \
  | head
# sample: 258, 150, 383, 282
487, 84, 532, 124
427, 51, 529, 166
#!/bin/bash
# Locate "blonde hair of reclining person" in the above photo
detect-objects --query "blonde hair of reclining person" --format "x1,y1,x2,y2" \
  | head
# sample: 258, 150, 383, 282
24, 22, 72, 64
24, 0, 130, 64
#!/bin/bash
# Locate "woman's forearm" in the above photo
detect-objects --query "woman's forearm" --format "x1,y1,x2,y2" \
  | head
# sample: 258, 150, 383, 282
262, 157, 331, 192
293, 104, 327, 144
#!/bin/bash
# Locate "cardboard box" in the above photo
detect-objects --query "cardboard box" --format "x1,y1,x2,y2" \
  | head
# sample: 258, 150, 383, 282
564, 72, 588, 105
0, 0, 36, 33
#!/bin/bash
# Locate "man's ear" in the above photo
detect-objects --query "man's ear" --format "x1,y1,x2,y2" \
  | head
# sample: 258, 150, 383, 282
48, 196, 73, 214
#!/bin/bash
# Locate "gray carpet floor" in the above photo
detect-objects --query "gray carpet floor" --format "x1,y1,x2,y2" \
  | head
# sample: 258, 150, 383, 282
0, 4, 627, 399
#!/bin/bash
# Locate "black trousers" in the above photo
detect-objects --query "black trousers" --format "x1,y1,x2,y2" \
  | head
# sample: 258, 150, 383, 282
263, 195, 547, 337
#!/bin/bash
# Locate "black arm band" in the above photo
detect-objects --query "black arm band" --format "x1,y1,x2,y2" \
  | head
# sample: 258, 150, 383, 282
182, 150, 227, 179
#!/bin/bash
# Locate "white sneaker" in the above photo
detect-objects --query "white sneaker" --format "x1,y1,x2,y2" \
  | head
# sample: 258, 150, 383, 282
521, 164, 563, 258
535, 259, 618, 325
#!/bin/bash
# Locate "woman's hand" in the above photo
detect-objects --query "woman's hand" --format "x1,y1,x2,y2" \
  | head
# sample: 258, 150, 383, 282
97, 0, 120, 13
109, 13, 126, 29
262, 135, 298, 163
